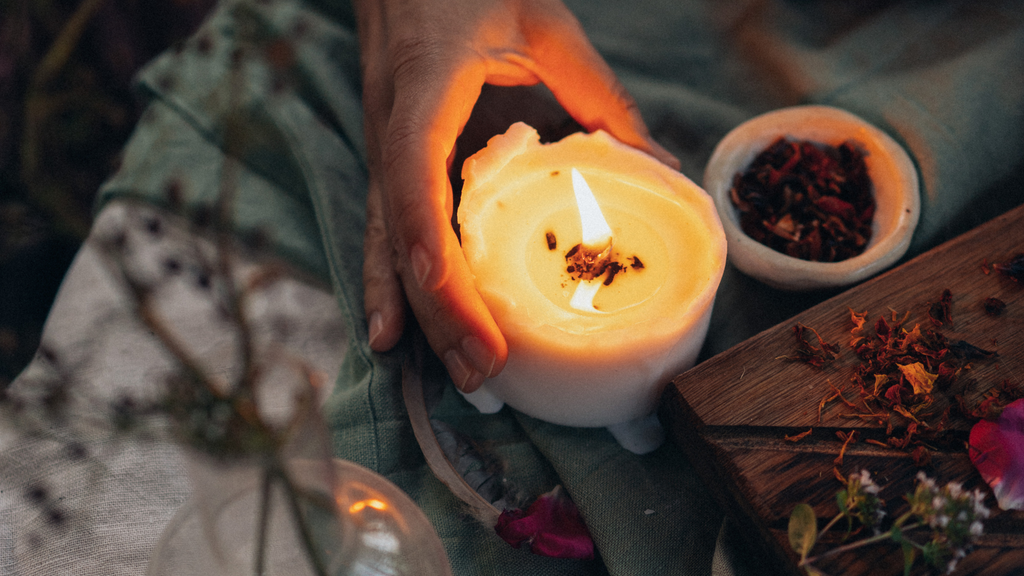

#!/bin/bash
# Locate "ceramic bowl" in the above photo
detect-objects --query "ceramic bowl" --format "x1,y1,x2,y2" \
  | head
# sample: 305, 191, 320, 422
704, 105, 920, 291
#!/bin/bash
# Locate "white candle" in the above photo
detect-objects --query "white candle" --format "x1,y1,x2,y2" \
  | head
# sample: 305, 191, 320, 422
457, 122, 726, 453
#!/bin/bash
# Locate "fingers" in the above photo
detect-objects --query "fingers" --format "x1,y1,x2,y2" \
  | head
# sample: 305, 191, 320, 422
359, 8, 407, 353
382, 59, 509, 391
359, 19, 508, 389
362, 177, 406, 352
521, 5, 681, 170
399, 224, 506, 393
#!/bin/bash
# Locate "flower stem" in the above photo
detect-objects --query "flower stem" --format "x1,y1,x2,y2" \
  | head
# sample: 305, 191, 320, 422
254, 467, 273, 576
276, 466, 330, 576
801, 522, 922, 567
817, 512, 844, 541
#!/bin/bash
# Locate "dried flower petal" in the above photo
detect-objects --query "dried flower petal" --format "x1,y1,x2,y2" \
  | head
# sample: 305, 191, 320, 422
969, 398, 1024, 510
730, 137, 874, 262
783, 324, 840, 368
494, 486, 595, 559
983, 297, 1006, 316
928, 289, 953, 327
898, 362, 938, 395
785, 428, 813, 442
993, 253, 1024, 283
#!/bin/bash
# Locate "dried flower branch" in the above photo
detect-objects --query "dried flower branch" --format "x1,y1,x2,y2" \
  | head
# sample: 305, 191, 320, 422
2, 5, 346, 570
790, 471, 990, 576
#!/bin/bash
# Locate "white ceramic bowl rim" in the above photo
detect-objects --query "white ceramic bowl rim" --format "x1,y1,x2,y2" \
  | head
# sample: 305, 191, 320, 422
704, 105, 920, 291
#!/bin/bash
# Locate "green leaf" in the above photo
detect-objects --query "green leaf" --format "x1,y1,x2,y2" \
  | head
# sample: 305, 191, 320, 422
789, 503, 818, 560
890, 524, 903, 544
836, 490, 849, 514
921, 540, 942, 568
901, 541, 917, 576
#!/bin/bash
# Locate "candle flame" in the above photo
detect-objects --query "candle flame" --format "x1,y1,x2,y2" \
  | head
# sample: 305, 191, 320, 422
569, 168, 611, 313
572, 168, 612, 249
570, 279, 604, 313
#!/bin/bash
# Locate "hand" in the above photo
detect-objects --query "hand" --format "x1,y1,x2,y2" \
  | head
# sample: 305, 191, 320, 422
356, 0, 679, 392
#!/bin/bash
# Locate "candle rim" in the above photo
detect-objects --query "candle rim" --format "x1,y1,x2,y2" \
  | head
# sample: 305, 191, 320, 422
459, 123, 727, 347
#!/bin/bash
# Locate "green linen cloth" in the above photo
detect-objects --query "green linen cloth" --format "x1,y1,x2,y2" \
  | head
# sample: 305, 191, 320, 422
97, 0, 1024, 574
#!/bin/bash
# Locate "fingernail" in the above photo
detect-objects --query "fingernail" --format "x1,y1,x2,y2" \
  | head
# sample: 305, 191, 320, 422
461, 335, 496, 377
367, 311, 384, 349
410, 244, 432, 288
444, 348, 484, 392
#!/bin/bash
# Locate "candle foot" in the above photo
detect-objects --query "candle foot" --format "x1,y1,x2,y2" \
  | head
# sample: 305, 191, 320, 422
459, 386, 505, 414
606, 414, 665, 455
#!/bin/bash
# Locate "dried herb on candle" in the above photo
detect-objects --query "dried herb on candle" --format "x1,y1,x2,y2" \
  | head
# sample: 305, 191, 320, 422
983, 297, 1006, 316
563, 244, 642, 287
993, 253, 1024, 283
602, 262, 624, 286
729, 137, 874, 262
545, 231, 557, 251
564, 244, 606, 280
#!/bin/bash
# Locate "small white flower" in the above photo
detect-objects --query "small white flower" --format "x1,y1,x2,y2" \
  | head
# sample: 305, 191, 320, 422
856, 469, 881, 493
937, 514, 950, 528
971, 491, 991, 518
970, 520, 984, 537
948, 482, 963, 499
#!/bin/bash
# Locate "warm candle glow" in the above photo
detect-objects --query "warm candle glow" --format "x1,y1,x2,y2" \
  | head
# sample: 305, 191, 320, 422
569, 168, 611, 313
457, 123, 727, 452
572, 168, 612, 249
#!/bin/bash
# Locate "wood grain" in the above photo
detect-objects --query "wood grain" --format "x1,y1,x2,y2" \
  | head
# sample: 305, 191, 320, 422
661, 203, 1024, 576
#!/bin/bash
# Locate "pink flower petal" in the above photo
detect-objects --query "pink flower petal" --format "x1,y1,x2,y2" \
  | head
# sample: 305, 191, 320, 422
494, 486, 595, 559
970, 398, 1024, 510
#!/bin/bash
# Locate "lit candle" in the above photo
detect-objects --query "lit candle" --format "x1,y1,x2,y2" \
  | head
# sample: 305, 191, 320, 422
457, 122, 726, 453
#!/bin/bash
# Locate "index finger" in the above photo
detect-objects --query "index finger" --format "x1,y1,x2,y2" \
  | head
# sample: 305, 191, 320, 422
522, 7, 680, 169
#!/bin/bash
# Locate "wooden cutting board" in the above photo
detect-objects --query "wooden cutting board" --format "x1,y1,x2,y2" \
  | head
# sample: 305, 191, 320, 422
661, 204, 1024, 576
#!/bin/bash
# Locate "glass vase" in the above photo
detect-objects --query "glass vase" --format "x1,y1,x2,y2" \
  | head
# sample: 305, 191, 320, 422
148, 452, 453, 576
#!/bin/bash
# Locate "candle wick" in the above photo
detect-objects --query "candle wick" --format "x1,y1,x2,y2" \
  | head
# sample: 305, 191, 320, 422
566, 242, 613, 314
565, 242, 613, 282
